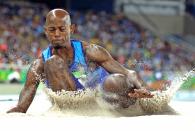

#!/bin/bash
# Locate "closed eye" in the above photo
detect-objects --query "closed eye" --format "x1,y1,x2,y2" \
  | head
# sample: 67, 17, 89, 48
48, 27, 56, 32
59, 27, 66, 32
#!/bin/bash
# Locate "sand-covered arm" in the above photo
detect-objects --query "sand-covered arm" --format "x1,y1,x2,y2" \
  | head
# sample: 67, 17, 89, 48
7, 58, 44, 113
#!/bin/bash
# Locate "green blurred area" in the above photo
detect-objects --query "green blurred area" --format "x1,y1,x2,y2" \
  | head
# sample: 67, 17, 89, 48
0, 69, 45, 94
0, 69, 28, 84
180, 77, 195, 90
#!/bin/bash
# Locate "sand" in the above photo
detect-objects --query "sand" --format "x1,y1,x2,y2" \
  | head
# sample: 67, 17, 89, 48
0, 88, 195, 131
1, 70, 195, 131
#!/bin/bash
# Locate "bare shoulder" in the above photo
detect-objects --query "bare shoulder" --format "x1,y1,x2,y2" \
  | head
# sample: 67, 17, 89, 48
82, 41, 112, 62
24, 57, 44, 87
81, 41, 89, 49
81, 41, 105, 52
29, 57, 44, 73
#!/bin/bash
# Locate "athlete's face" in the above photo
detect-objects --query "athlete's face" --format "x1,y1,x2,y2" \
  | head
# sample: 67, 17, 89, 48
45, 15, 71, 48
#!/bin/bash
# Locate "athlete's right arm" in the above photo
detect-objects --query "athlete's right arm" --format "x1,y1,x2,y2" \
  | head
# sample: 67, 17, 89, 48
7, 58, 44, 113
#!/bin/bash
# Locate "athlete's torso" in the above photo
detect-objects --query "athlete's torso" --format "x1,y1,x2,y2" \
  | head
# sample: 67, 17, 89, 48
42, 39, 109, 90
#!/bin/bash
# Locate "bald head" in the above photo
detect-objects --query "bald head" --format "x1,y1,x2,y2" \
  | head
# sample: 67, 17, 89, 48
45, 9, 71, 26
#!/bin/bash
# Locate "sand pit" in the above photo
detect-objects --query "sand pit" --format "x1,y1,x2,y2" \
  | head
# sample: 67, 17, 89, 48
1, 88, 195, 131
40, 88, 176, 117
1, 71, 195, 131
0, 99, 195, 131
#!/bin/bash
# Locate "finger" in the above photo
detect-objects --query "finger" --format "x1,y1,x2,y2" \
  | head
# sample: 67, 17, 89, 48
128, 92, 147, 98
134, 89, 154, 98
143, 93, 154, 98
128, 92, 139, 98
134, 89, 146, 93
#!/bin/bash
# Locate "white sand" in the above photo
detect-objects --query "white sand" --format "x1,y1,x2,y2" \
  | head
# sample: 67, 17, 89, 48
0, 101, 195, 131
1, 70, 195, 131
1, 89, 195, 131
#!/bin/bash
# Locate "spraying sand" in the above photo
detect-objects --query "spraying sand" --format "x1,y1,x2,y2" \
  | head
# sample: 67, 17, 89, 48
41, 70, 191, 117
0, 70, 195, 131
1, 69, 194, 116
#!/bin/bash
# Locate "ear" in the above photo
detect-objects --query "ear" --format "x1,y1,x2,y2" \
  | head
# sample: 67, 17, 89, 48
70, 24, 77, 34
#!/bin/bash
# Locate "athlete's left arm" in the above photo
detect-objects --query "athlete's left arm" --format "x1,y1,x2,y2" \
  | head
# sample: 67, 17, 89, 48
85, 44, 153, 98
85, 44, 130, 75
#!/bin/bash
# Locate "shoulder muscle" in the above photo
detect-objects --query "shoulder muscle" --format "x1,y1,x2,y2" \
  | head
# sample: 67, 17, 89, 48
85, 44, 112, 63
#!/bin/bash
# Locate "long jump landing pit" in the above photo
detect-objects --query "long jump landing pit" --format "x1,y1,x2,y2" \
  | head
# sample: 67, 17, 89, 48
0, 87, 195, 131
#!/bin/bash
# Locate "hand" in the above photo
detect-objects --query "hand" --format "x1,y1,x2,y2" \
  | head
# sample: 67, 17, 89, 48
7, 106, 26, 113
128, 89, 154, 98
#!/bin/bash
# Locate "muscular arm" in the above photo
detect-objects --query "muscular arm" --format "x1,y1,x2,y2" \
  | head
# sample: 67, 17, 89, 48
85, 44, 146, 89
85, 44, 153, 98
7, 58, 44, 113
85, 44, 129, 75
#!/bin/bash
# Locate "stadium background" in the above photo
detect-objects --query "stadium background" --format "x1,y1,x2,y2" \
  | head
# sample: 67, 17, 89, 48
0, 0, 195, 101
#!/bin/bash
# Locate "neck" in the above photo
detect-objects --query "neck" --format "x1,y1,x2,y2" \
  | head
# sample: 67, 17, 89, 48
52, 43, 73, 62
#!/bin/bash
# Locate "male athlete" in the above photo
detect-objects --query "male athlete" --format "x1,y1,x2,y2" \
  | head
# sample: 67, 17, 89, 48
7, 9, 153, 113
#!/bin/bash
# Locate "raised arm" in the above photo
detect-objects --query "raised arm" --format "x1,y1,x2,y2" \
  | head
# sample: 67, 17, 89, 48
7, 58, 44, 113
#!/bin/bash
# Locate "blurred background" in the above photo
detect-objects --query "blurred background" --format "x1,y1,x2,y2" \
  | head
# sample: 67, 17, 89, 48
0, 0, 195, 101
